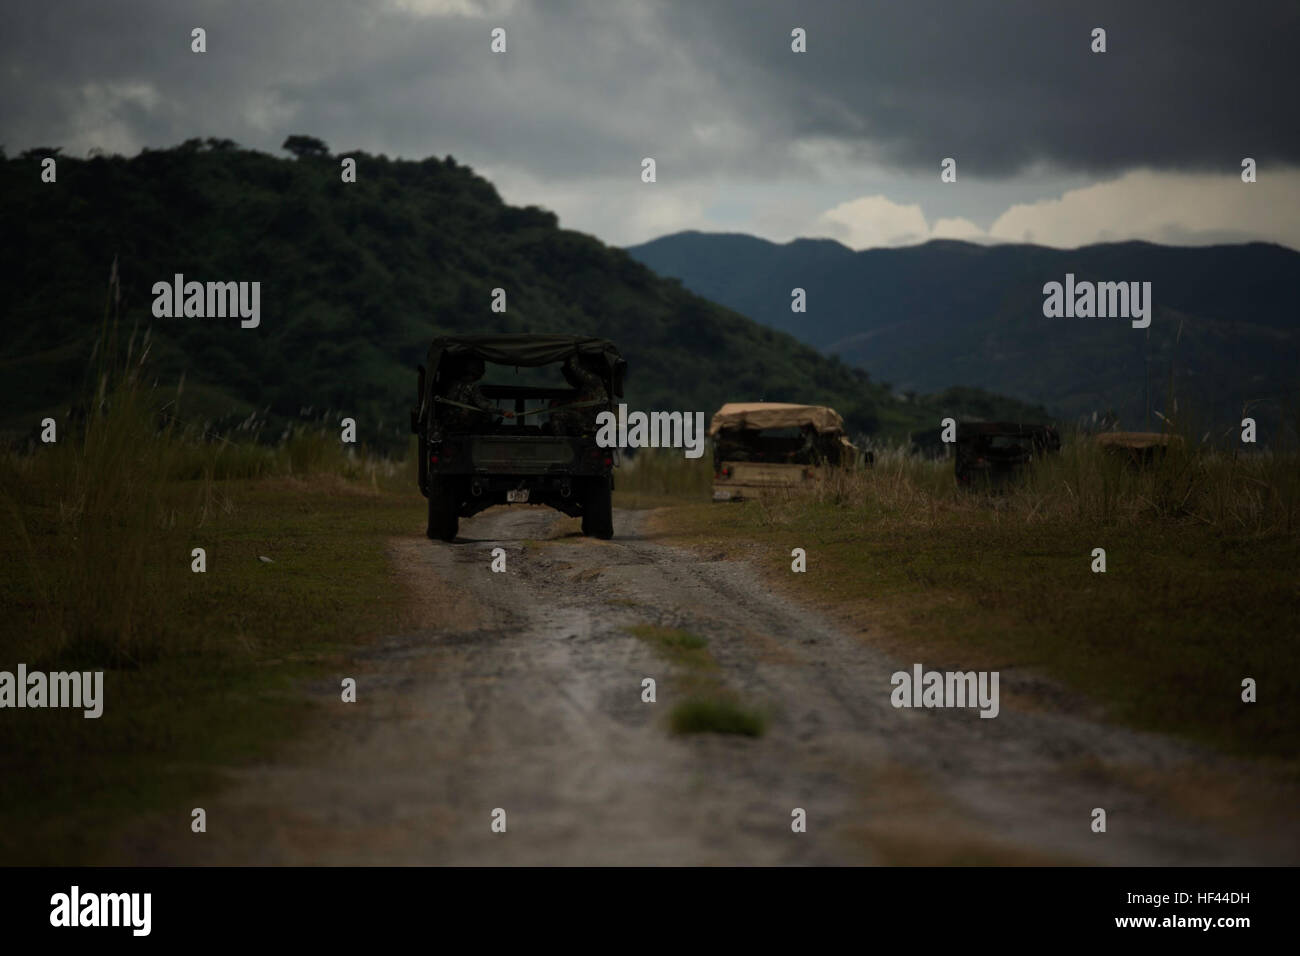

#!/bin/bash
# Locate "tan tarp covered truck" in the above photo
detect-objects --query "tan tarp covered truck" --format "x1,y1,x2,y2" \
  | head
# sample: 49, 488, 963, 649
1093, 431, 1185, 466
709, 402, 859, 501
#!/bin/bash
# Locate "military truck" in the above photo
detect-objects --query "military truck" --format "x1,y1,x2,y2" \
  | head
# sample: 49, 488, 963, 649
709, 402, 860, 501
954, 421, 1060, 488
909, 424, 953, 460
411, 334, 627, 541
1093, 430, 1184, 467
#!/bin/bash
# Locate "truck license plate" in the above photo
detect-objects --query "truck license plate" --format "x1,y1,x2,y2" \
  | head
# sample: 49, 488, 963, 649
507, 489, 529, 503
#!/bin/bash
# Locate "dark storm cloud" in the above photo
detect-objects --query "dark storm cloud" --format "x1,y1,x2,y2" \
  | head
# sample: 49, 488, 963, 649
661, 0, 1300, 174
0, 0, 732, 178
1, 0, 1295, 177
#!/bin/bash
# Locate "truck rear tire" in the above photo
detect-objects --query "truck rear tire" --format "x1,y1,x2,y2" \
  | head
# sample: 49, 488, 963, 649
426, 478, 459, 542
581, 476, 614, 539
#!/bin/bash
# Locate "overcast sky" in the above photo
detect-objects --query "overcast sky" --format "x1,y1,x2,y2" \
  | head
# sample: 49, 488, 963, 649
4, 0, 1298, 250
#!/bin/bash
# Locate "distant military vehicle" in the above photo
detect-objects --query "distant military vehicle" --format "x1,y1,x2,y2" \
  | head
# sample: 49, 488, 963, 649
954, 421, 1060, 488
909, 425, 952, 459
1093, 430, 1184, 467
411, 334, 627, 541
709, 402, 860, 501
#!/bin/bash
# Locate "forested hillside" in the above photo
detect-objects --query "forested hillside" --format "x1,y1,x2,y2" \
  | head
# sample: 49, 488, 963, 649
1, 140, 1049, 450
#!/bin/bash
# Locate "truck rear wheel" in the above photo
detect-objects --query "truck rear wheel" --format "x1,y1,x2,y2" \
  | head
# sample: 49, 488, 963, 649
581, 476, 614, 539
426, 478, 459, 542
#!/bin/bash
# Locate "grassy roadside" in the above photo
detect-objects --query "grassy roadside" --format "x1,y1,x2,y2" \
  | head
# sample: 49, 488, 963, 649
641, 446, 1300, 764
0, 315, 427, 863
0, 470, 424, 864
613, 448, 713, 512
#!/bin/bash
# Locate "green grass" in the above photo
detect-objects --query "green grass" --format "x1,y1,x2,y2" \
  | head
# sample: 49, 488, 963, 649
0, 474, 423, 863
669, 694, 768, 737
655, 439, 1300, 760
626, 624, 713, 669
626, 624, 767, 737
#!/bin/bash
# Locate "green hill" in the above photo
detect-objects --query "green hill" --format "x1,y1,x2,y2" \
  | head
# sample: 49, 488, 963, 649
1, 139, 1050, 451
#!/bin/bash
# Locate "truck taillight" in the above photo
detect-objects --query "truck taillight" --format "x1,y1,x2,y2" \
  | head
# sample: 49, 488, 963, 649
603, 457, 612, 466
430, 454, 439, 464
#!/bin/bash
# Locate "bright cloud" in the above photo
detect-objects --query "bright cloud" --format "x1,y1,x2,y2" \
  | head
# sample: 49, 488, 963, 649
817, 195, 931, 248
812, 169, 1300, 251
988, 169, 1300, 248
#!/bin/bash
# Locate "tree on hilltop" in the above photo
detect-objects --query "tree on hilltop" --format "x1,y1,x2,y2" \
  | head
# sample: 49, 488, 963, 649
282, 135, 330, 159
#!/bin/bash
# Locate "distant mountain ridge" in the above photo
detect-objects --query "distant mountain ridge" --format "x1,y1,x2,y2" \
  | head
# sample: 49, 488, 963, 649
627, 231, 1300, 435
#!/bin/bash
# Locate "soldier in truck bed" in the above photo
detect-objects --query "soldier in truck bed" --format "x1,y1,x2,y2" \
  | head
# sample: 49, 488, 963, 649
549, 355, 607, 436
788, 423, 819, 464
436, 356, 512, 433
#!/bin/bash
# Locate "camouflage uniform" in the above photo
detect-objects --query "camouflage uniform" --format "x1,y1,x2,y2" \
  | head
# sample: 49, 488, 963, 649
550, 358, 607, 436
434, 359, 498, 435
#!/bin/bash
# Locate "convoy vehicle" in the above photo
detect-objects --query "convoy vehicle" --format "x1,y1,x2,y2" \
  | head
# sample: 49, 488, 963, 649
909, 424, 952, 459
709, 402, 860, 501
1093, 430, 1184, 467
954, 421, 1060, 487
411, 334, 627, 541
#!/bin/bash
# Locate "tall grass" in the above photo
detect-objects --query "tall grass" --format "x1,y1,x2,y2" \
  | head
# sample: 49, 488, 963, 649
603, 418, 1298, 537
0, 273, 399, 666
0, 271, 200, 664
616, 447, 713, 498
164, 428, 381, 483
2, 415, 395, 667
774, 431, 1300, 538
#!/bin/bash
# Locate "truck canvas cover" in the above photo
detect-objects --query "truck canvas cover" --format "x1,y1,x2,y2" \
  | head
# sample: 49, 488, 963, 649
421, 333, 626, 419
426, 334, 624, 379
1093, 431, 1181, 451
707, 402, 845, 437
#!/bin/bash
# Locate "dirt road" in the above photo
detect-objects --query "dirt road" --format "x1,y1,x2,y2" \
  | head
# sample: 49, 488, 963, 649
120, 506, 1299, 865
